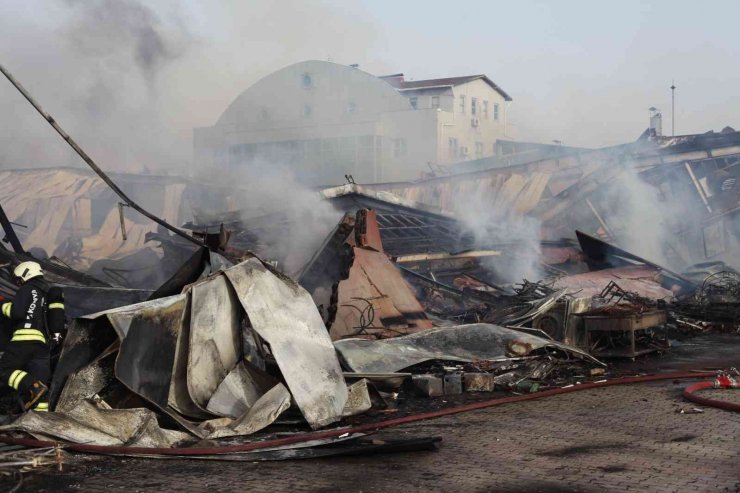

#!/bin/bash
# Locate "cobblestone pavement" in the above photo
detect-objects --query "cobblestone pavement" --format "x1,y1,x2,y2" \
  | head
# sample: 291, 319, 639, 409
6, 378, 739, 493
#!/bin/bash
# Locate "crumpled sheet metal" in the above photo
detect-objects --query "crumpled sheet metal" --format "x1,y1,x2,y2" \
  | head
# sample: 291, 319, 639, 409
166, 292, 207, 418
82, 294, 189, 339
186, 275, 241, 412
115, 294, 188, 408
0, 400, 190, 447
204, 383, 292, 439
334, 323, 604, 374
224, 258, 348, 429
48, 257, 349, 444
206, 362, 278, 418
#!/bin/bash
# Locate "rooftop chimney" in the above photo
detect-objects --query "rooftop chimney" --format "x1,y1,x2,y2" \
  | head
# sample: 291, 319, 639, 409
648, 107, 662, 137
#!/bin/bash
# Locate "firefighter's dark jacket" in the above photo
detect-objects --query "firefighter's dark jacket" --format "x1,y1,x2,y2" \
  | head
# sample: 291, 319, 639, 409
0, 278, 64, 345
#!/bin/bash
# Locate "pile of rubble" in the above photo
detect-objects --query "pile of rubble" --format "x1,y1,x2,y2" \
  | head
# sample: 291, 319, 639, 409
0, 189, 736, 455
0, 128, 737, 459
0, 171, 738, 454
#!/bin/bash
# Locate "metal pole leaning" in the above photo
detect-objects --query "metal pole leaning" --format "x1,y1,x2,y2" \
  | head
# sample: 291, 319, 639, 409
0, 63, 205, 248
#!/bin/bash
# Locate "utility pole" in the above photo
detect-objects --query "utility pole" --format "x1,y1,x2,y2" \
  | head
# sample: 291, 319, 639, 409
670, 80, 676, 136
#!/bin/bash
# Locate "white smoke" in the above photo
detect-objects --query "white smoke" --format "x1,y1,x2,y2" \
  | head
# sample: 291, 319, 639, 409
452, 192, 543, 284
201, 158, 342, 276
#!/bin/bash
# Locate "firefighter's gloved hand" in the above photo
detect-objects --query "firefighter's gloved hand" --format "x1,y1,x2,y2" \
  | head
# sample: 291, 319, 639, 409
0, 301, 11, 318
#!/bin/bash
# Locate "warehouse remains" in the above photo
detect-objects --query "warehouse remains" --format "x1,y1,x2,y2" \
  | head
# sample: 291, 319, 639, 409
0, 60, 737, 471
0, 123, 737, 465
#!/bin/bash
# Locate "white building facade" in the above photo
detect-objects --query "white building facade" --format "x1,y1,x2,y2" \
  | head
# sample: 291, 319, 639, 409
194, 60, 512, 185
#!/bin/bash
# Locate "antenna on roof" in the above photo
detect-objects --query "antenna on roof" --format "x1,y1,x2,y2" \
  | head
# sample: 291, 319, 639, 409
670, 81, 676, 136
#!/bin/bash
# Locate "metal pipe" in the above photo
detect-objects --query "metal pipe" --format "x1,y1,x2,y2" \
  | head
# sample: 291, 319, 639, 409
0, 63, 205, 248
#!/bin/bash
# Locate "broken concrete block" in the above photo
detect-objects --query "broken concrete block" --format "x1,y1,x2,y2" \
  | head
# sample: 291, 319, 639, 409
411, 375, 443, 397
443, 373, 462, 395
463, 373, 495, 392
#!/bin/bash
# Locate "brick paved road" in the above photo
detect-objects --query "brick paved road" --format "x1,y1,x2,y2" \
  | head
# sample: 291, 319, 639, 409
5, 378, 739, 492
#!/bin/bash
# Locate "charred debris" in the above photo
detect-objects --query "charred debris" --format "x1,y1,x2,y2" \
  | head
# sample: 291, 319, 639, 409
0, 128, 738, 462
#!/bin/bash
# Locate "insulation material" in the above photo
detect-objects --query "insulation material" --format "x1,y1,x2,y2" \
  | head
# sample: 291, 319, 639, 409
81, 209, 159, 261
224, 259, 348, 429
0, 169, 194, 267
55, 344, 119, 413
341, 379, 373, 417
378, 171, 557, 217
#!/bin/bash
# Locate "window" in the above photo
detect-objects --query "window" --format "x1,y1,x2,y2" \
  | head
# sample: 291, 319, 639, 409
475, 142, 483, 157
303, 104, 312, 118
448, 137, 458, 158
347, 101, 356, 114
493, 103, 500, 121
431, 96, 440, 109
483, 101, 489, 118
409, 97, 418, 109
302, 73, 313, 89
393, 138, 406, 158
258, 108, 269, 121
459, 95, 465, 114
471, 97, 477, 116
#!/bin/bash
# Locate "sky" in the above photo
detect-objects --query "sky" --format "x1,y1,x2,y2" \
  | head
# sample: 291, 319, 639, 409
0, 0, 739, 172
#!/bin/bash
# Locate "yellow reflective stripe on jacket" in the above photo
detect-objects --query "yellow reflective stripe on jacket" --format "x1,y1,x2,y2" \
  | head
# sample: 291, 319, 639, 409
13, 329, 44, 336
1, 302, 11, 318
34, 402, 49, 411
8, 370, 27, 390
11, 329, 46, 343
48, 302, 64, 310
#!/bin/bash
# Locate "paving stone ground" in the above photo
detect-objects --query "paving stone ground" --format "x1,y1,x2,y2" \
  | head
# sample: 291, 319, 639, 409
5, 378, 739, 493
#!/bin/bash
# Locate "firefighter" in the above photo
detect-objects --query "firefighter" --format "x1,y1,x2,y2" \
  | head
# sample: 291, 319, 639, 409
0, 261, 64, 412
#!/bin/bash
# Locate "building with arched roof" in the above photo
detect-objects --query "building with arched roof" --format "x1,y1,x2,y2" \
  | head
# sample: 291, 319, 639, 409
194, 60, 512, 185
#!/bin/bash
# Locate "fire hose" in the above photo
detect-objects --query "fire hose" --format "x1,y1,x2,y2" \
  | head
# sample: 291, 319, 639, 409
682, 371, 740, 412
0, 370, 734, 457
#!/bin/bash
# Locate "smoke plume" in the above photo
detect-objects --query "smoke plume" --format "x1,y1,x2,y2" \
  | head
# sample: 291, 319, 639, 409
452, 191, 543, 285
0, 0, 381, 174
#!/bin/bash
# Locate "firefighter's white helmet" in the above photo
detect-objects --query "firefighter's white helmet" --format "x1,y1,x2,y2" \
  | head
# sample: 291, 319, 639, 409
14, 261, 43, 283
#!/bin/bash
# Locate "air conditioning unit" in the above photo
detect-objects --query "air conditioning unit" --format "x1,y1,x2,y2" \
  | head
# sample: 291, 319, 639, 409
471, 118, 479, 127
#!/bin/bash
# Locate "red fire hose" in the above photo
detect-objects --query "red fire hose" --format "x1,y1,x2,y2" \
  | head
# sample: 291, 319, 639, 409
682, 372, 740, 412
0, 370, 729, 457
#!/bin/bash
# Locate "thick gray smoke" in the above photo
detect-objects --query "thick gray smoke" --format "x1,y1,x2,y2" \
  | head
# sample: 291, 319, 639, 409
0, 0, 381, 173
0, 0, 382, 279
63, 0, 185, 82
597, 167, 681, 269
204, 158, 342, 277
452, 192, 543, 284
